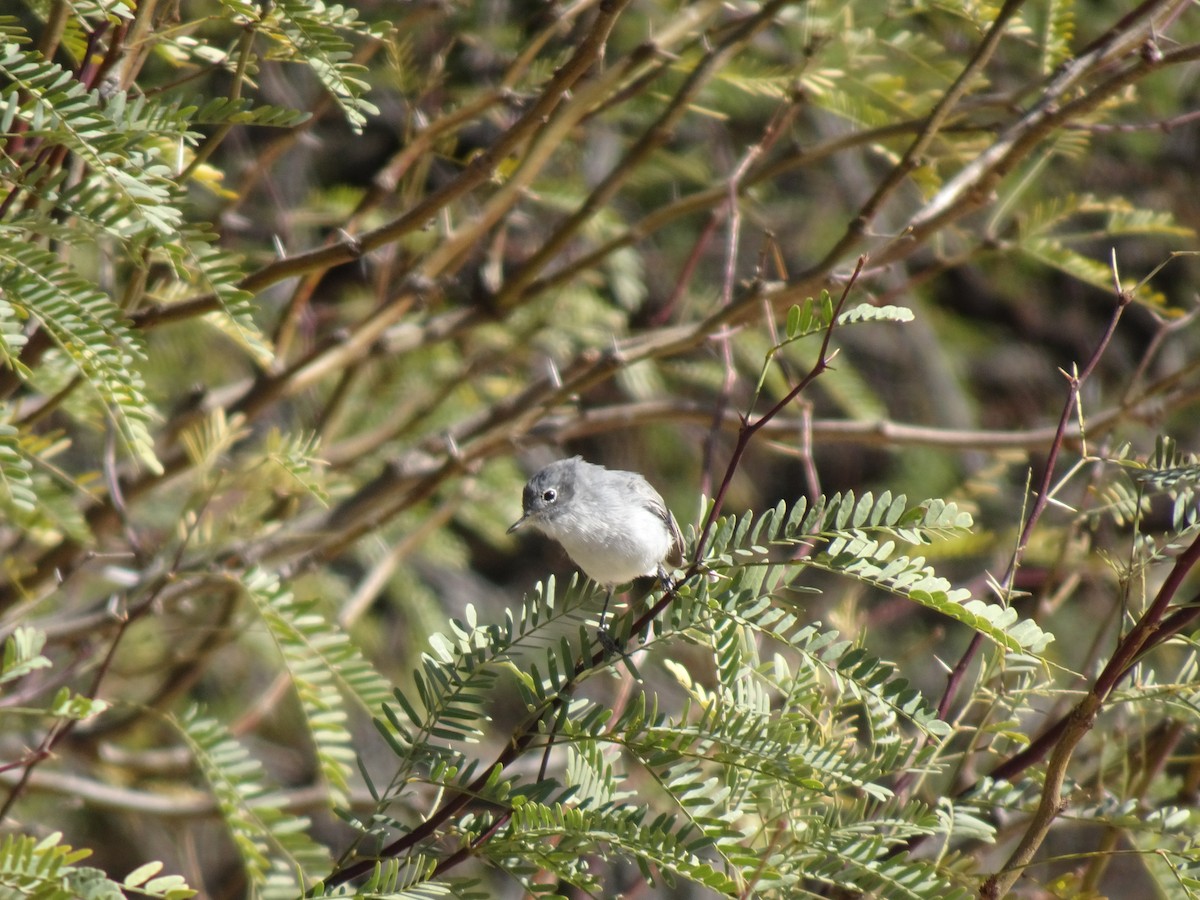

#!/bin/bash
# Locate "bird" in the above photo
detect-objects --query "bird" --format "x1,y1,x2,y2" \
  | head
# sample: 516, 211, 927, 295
507, 456, 684, 631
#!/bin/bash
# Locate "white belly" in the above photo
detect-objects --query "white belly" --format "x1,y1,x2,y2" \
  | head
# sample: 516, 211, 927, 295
554, 504, 673, 586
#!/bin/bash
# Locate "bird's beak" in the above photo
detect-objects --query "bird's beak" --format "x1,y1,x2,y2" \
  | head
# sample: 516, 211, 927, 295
507, 515, 527, 535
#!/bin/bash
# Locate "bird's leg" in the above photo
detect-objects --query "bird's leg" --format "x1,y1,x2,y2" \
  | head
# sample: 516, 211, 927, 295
596, 586, 626, 657
598, 571, 677, 656
598, 586, 615, 633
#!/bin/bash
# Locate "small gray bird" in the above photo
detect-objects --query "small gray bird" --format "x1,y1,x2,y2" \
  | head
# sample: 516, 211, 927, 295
508, 457, 684, 627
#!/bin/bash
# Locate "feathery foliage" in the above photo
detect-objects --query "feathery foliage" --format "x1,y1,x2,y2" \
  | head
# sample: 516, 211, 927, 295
0, 832, 195, 900
240, 566, 393, 806
2, 0, 1199, 897
329, 489, 1025, 896
174, 706, 329, 898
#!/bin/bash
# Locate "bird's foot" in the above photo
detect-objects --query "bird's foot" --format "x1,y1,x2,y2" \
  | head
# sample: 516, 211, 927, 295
597, 627, 624, 658
657, 565, 677, 592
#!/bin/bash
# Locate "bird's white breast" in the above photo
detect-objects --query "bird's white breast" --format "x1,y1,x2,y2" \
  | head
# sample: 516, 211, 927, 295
550, 503, 673, 586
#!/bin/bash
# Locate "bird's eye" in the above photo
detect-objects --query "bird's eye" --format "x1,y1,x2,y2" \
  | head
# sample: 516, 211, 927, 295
542, 488, 557, 503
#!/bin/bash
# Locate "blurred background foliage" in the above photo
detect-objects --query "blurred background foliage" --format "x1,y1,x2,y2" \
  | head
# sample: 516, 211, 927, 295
2, 0, 1200, 896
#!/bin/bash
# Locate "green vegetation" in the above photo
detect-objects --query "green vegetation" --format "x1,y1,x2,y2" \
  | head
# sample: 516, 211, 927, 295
2, 0, 1200, 897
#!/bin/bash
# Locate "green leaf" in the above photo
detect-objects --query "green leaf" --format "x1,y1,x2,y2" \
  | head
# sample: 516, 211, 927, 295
0, 44, 182, 237
240, 567, 394, 805
174, 706, 329, 894
0, 625, 51, 685
261, 1, 382, 133
0, 240, 161, 473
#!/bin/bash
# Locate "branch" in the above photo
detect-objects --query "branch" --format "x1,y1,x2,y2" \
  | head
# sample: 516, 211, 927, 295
811, 0, 1029, 271
981, 531, 1200, 898
493, 0, 792, 309
635, 258, 866, 639
0, 766, 373, 818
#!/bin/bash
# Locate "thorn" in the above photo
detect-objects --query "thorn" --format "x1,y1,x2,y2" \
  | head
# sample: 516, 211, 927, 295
338, 229, 364, 258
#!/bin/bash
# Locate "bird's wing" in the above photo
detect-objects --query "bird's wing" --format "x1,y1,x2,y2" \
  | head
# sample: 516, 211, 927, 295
664, 509, 685, 567
623, 473, 685, 566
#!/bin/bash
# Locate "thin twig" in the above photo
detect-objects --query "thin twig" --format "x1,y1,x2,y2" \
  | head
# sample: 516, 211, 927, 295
937, 262, 1134, 724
